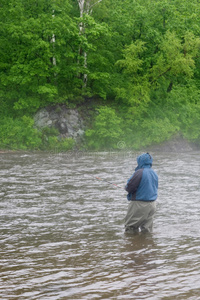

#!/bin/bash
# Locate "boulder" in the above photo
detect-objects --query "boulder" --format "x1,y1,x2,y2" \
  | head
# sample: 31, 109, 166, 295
34, 105, 85, 141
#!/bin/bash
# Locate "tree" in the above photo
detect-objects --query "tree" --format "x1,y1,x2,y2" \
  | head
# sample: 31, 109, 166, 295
77, 0, 103, 88
150, 31, 200, 91
0, 0, 79, 113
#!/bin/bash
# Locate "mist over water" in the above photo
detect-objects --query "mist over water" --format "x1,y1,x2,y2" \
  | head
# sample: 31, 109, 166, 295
0, 151, 200, 299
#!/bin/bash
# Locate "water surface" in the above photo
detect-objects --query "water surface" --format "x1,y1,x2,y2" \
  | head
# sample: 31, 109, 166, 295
0, 151, 200, 299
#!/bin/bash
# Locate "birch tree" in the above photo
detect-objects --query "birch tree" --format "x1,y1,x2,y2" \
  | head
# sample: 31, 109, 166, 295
77, 0, 103, 88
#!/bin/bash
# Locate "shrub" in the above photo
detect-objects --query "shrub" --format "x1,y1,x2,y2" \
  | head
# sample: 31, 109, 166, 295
125, 117, 178, 149
165, 84, 200, 144
0, 116, 42, 150
47, 136, 75, 151
0, 116, 75, 151
85, 106, 123, 150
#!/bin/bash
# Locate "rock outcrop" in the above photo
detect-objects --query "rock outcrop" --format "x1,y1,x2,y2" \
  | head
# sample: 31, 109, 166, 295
34, 105, 85, 142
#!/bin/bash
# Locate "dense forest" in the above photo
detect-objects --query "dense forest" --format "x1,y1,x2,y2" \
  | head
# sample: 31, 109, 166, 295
0, 0, 200, 150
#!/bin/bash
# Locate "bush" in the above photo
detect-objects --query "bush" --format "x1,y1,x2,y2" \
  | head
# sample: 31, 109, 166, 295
47, 136, 75, 151
125, 117, 178, 149
165, 84, 200, 144
84, 105, 179, 150
0, 116, 75, 151
85, 106, 123, 150
0, 116, 42, 150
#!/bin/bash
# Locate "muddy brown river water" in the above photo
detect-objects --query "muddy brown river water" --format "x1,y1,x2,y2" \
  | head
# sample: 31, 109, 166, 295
0, 150, 200, 299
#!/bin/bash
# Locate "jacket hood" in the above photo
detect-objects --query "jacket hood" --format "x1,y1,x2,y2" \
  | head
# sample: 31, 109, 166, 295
135, 153, 153, 171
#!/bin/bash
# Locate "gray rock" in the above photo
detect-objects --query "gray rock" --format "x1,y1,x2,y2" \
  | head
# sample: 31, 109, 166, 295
34, 109, 50, 128
34, 105, 85, 141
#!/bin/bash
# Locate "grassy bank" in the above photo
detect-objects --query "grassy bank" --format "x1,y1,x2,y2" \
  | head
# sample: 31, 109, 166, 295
0, 100, 199, 152
0, 116, 74, 151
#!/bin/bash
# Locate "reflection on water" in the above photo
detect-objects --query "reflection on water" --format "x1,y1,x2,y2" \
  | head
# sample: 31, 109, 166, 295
0, 151, 200, 299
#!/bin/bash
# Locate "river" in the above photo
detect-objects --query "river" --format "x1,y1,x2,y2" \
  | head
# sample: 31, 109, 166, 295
0, 150, 200, 299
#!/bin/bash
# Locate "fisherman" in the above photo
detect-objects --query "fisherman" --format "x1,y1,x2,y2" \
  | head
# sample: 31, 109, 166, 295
124, 153, 158, 233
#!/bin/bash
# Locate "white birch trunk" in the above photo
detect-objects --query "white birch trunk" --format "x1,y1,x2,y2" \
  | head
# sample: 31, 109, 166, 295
52, 10, 56, 67
83, 51, 88, 87
77, 0, 102, 88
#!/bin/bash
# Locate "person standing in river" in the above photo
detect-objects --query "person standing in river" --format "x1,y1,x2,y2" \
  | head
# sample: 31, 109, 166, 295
124, 153, 158, 233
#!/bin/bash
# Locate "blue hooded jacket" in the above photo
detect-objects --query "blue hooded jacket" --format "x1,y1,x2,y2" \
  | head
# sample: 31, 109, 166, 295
126, 153, 158, 201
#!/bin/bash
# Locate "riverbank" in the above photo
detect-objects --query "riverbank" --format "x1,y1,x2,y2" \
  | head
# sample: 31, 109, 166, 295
33, 103, 200, 152
0, 135, 199, 154
148, 134, 200, 152
0, 102, 199, 152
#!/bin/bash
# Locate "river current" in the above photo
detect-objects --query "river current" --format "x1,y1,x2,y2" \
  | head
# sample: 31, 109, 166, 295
0, 150, 200, 299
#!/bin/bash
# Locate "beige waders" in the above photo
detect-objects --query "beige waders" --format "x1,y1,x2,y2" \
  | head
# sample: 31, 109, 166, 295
125, 200, 156, 233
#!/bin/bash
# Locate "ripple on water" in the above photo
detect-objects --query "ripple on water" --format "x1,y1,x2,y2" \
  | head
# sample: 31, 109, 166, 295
0, 151, 200, 299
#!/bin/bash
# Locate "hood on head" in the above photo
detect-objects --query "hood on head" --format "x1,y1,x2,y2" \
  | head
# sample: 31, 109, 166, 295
135, 153, 153, 171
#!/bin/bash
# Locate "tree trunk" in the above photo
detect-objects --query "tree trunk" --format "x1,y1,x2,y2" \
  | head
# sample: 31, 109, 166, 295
51, 10, 56, 68
77, 0, 102, 88
167, 81, 173, 93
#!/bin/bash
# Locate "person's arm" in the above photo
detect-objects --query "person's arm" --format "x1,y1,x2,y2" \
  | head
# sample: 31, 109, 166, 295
125, 169, 143, 194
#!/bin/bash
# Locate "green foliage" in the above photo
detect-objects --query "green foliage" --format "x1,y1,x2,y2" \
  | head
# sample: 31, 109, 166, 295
85, 106, 123, 149
48, 136, 75, 151
150, 30, 200, 84
116, 41, 147, 77
40, 127, 75, 151
0, 0, 80, 113
0, 116, 75, 151
165, 84, 200, 143
84, 105, 179, 150
0, 0, 200, 149
0, 116, 42, 150
125, 117, 178, 149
